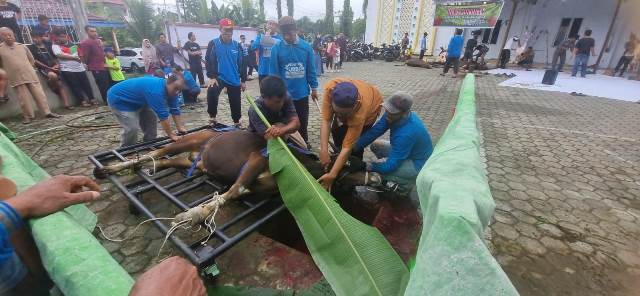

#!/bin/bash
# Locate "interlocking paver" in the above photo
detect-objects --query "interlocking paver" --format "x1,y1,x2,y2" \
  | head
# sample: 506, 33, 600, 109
6, 62, 640, 295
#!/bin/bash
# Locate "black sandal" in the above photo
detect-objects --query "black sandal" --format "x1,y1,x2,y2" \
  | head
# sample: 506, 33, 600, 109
0, 96, 8, 103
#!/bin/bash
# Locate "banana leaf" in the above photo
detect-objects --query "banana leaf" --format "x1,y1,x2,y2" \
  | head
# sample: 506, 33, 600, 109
245, 95, 409, 296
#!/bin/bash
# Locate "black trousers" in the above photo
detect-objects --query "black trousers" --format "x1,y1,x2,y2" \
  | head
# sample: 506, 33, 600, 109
419, 49, 426, 60
183, 89, 200, 104
331, 123, 373, 159
91, 70, 111, 104
189, 63, 205, 85
499, 49, 511, 69
61, 71, 95, 103
614, 56, 633, 76
207, 80, 242, 123
293, 97, 309, 141
443, 56, 460, 74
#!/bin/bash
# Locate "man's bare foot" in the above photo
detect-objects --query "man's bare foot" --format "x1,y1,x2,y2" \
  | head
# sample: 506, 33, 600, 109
45, 113, 61, 118
22, 118, 32, 124
209, 118, 217, 126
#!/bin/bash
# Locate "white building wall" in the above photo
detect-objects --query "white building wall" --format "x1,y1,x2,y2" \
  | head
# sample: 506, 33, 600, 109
487, 0, 627, 68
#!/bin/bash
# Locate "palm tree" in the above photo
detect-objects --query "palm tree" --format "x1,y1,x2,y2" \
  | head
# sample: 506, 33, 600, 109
287, 0, 294, 16
324, 0, 333, 34
277, 0, 283, 19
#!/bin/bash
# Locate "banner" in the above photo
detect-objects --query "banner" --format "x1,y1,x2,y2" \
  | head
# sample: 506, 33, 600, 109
434, 1, 504, 28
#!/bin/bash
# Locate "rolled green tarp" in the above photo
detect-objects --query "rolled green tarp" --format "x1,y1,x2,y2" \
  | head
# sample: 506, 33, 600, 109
404, 75, 519, 295
0, 124, 134, 296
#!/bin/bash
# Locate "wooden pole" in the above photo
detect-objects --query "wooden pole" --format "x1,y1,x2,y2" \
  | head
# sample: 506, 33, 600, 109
496, 0, 518, 67
111, 28, 120, 54
594, 0, 623, 70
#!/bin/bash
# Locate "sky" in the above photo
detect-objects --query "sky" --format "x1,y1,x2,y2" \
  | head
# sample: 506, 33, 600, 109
151, 0, 365, 21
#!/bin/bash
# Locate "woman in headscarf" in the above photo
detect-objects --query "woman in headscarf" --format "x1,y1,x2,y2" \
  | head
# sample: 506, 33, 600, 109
141, 39, 160, 74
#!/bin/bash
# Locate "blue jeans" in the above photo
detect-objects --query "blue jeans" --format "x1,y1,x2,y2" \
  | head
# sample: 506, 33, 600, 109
315, 52, 324, 74
572, 54, 589, 77
370, 140, 419, 193
0, 252, 27, 294
111, 107, 158, 147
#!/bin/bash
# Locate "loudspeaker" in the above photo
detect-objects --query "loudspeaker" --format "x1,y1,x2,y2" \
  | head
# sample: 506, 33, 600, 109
542, 69, 558, 85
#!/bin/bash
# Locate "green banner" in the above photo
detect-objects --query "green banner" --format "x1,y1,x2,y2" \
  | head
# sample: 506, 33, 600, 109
434, 1, 504, 28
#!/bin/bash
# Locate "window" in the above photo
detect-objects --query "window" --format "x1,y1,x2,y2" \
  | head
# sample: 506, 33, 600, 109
481, 20, 502, 44
554, 18, 582, 46
119, 50, 136, 57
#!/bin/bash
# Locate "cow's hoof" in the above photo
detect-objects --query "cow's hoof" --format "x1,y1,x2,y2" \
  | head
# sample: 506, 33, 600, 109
93, 167, 108, 179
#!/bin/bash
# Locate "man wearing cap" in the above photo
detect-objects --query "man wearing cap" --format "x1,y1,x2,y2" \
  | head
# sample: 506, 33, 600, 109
269, 16, 318, 143
253, 20, 281, 82
205, 18, 247, 128
354, 92, 433, 194
318, 78, 382, 190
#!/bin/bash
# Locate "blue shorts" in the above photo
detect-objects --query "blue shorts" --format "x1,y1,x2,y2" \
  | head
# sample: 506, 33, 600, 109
0, 252, 27, 294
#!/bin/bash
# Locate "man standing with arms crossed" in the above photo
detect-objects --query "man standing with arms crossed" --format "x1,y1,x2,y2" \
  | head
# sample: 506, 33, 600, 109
572, 29, 596, 78
419, 32, 428, 61
79, 25, 110, 104
183, 32, 205, 86
205, 18, 247, 128
253, 20, 281, 83
269, 16, 318, 144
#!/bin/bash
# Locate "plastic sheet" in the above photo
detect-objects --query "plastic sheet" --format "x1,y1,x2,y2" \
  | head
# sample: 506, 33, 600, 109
0, 124, 134, 296
404, 75, 519, 295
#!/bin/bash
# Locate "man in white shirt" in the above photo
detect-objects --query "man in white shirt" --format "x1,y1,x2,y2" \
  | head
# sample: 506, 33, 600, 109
498, 36, 520, 69
419, 32, 428, 60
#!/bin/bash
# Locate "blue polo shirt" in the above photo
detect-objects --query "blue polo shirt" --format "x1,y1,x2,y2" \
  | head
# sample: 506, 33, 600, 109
269, 37, 318, 100
253, 33, 281, 76
355, 112, 433, 174
107, 76, 180, 120
447, 35, 465, 58
183, 71, 199, 93
205, 38, 245, 86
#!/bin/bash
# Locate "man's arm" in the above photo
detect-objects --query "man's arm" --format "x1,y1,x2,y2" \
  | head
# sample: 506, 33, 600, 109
354, 116, 388, 151
591, 42, 596, 56
24, 46, 35, 67
52, 45, 80, 61
78, 41, 90, 65
205, 40, 218, 79
370, 134, 414, 174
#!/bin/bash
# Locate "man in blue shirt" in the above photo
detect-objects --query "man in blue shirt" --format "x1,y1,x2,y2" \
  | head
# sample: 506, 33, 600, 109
354, 92, 433, 194
269, 16, 318, 143
172, 65, 200, 104
205, 18, 247, 128
253, 20, 281, 83
419, 32, 428, 60
441, 28, 464, 78
108, 75, 186, 147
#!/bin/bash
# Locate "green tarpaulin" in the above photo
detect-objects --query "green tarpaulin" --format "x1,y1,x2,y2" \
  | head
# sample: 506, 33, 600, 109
0, 123, 134, 296
404, 75, 519, 295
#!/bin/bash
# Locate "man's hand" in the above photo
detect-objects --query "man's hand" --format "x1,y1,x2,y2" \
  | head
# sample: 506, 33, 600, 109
240, 82, 246, 92
318, 172, 336, 191
311, 89, 318, 101
319, 149, 331, 172
264, 126, 283, 139
7, 175, 100, 218
206, 78, 218, 88
129, 256, 205, 296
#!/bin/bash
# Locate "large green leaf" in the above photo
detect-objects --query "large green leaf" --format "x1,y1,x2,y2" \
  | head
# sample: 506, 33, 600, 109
246, 95, 409, 296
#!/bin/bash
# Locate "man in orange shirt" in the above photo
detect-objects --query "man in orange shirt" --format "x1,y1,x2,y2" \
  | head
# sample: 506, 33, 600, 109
318, 78, 382, 190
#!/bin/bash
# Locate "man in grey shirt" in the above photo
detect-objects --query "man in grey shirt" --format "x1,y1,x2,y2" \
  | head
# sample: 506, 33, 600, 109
156, 33, 177, 69
551, 36, 576, 72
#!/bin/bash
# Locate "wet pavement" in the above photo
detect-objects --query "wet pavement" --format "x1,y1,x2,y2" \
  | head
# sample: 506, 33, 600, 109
5, 61, 640, 295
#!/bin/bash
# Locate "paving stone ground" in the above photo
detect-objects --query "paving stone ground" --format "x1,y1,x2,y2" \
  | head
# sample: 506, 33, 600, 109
6, 61, 640, 295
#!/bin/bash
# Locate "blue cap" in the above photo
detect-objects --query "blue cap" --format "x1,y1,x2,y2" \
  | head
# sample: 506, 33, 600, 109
331, 82, 358, 108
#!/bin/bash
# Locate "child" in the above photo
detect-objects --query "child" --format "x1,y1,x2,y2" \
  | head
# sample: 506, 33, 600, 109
105, 48, 125, 87
334, 44, 342, 72
172, 65, 200, 104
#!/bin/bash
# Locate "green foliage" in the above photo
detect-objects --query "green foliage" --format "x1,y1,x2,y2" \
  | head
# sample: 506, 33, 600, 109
324, 0, 334, 34
352, 18, 366, 41
287, 0, 294, 17
340, 0, 354, 37
246, 95, 410, 296
123, 0, 158, 41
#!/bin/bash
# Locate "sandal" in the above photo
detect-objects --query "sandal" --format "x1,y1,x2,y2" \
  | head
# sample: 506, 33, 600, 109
234, 122, 244, 130
65, 106, 75, 110
0, 96, 8, 103
22, 118, 32, 124
45, 113, 61, 118
81, 101, 92, 107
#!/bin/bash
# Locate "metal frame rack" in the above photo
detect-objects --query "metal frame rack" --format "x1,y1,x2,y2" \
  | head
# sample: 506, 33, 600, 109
89, 126, 286, 272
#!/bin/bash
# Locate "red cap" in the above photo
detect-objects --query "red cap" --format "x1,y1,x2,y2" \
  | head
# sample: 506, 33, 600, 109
219, 18, 234, 29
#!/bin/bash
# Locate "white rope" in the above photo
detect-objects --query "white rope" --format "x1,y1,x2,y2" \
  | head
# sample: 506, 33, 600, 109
97, 217, 175, 242
201, 193, 222, 246
157, 219, 192, 258
141, 154, 157, 176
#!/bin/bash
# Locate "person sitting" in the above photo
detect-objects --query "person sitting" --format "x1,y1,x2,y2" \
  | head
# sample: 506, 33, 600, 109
172, 66, 200, 104
318, 78, 383, 191
225, 75, 301, 198
107, 75, 187, 147
517, 46, 535, 71
354, 92, 433, 195
27, 31, 74, 110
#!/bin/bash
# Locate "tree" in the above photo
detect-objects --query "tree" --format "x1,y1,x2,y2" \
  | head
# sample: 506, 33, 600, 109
324, 0, 333, 34
198, 0, 210, 23
277, 0, 283, 19
362, 0, 368, 22
287, 0, 294, 17
181, 0, 204, 23
352, 18, 365, 41
340, 0, 353, 37
124, 0, 157, 41
259, 0, 265, 20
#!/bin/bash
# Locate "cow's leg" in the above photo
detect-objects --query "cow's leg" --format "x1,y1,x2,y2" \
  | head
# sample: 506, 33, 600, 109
95, 130, 218, 178
222, 151, 269, 200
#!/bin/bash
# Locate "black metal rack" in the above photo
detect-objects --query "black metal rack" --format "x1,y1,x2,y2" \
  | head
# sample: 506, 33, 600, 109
88, 126, 285, 272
